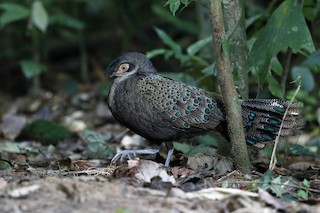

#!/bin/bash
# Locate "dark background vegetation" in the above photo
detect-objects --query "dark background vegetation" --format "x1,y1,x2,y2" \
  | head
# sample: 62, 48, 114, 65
1, 0, 319, 129
0, 0, 200, 96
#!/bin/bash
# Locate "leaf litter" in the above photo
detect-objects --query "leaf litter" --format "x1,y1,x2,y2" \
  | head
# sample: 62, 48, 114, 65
0, 84, 319, 212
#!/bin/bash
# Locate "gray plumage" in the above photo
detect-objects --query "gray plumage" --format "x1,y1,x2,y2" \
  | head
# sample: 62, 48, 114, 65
106, 52, 225, 144
105, 52, 303, 163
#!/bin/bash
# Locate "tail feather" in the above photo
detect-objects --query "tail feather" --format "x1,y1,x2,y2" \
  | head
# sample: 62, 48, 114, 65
240, 99, 303, 147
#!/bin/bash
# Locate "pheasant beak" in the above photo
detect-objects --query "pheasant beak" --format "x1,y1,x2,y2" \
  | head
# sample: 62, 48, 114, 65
110, 69, 125, 78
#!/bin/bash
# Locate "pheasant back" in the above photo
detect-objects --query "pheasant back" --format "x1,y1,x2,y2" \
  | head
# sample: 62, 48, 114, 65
137, 75, 224, 131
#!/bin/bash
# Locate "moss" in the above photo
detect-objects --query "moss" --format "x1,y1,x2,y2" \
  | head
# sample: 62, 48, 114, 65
19, 119, 71, 144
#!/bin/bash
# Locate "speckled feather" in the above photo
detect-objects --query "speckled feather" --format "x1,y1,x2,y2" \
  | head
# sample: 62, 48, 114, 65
106, 52, 303, 148
138, 75, 224, 130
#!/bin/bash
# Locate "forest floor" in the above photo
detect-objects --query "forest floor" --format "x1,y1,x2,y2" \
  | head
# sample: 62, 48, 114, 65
0, 86, 319, 213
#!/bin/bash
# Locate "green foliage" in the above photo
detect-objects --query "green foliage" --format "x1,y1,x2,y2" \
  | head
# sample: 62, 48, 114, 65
152, 4, 197, 34
147, 28, 213, 78
0, 3, 30, 27
287, 50, 320, 123
82, 129, 114, 159
20, 60, 47, 79
0, 1, 49, 32
147, 27, 219, 93
0, 159, 12, 170
31, 0, 49, 32
195, 134, 217, 146
259, 170, 312, 200
173, 142, 214, 156
266, 74, 283, 99
160, 0, 318, 110
164, 0, 191, 16
249, 0, 315, 87
297, 179, 310, 200
266, 57, 283, 98
152, 27, 186, 63
0, 0, 86, 81
187, 36, 212, 56
50, 13, 84, 31
292, 67, 314, 92
288, 144, 318, 156
20, 119, 71, 144
291, 50, 320, 92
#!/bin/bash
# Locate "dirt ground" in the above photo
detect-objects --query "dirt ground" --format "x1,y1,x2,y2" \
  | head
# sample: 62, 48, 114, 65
0, 163, 319, 213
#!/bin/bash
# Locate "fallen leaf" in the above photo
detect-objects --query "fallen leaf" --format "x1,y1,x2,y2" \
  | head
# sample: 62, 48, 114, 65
135, 160, 175, 184
8, 184, 40, 198
258, 188, 289, 210
0, 113, 27, 139
0, 177, 8, 190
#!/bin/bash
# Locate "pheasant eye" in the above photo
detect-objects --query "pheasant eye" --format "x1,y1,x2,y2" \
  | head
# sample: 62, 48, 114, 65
119, 63, 129, 72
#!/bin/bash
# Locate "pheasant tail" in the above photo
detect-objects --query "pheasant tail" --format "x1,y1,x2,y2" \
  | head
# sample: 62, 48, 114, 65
241, 99, 303, 147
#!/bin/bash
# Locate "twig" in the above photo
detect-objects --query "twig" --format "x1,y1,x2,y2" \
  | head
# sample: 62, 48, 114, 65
269, 80, 301, 170
206, 179, 320, 194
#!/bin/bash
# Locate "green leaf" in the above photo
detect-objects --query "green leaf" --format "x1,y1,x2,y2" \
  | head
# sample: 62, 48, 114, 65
270, 176, 284, 197
165, 0, 181, 16
20, 60, 46, 78
146, 48, 168, 58
152, 4, 197, 34
245, 14, 263, 29
173, 142, 192, 154
222, 39, 231, 55
0, 3, 30, 27
201, 63, 216, 76
181, 0, 189, 5
31, 0, 49, 32
301, 50, 320, 72
154, 27, 182, 57
195, 134, 217, 146
154, 28, 187, 63
0, 159, 12, 170
271, 57, 283, 76
247, 37, 257, 52
82, 129, 112, 144
297, 189, 308, 200
291, 66, 315, 92
82, 129, 114, 159
260, 169, 273, 189
288, 144, 316, 155
222, 181, 229, 188
302, 179, 310, 188
249, 0, 315, 86
173, 142, 215, 156
266, 74, 283, 98
187, 36, 212, 56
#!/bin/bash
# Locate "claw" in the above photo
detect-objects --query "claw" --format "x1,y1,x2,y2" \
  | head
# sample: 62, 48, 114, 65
111, 149, 159, 163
